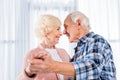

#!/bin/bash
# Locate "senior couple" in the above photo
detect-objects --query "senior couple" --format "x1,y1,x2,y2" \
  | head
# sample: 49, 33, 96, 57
17, 11, 116, 80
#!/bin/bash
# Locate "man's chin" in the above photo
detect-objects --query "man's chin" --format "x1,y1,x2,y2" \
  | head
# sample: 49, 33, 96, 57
69, 39, 74, 43
69, 38, 77, 43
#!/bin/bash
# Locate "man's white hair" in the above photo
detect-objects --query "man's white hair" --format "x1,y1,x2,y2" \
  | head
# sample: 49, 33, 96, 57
70, 11, 91, 30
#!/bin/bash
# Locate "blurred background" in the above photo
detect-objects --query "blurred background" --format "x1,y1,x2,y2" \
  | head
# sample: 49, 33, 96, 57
0, 0, 120, 80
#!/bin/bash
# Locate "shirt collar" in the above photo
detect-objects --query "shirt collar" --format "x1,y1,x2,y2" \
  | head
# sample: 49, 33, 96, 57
77, 32, 95, 44
74, 32, 95, 52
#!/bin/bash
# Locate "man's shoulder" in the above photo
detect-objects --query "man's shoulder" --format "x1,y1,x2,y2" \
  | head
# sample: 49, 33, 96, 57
89, 32, 107, 43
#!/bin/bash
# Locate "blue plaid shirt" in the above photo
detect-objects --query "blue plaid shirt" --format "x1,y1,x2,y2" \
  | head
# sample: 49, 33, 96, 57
70, 32, 116, 80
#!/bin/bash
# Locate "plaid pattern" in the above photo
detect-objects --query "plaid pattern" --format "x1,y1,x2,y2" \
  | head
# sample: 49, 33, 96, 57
70, 32, 116, 80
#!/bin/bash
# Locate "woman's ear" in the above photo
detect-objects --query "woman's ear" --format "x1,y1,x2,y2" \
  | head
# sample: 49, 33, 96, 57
44, 32, 48, 38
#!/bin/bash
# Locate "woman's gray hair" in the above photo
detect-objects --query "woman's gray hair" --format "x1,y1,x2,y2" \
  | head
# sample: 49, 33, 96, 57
70, 11, 91, 30
35, 15, 61, 39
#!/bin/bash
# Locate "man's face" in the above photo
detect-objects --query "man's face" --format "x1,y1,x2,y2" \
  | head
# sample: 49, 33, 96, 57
63, 17, 79, 43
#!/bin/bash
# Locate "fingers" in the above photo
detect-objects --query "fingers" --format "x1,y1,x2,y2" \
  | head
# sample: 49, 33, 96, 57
26, 59, 44, 74
27, 58, 43, 65
28, 59, 51, 73
26, 50, 52, 74
31, 50, 48, 59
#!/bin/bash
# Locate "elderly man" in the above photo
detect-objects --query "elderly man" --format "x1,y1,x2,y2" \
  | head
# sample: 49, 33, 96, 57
27, 11, 116, 80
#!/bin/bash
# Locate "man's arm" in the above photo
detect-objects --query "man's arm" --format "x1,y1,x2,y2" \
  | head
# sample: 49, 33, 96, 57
51, 61, 75, 78
27, 50, 76, 78
70, 39, 115, 80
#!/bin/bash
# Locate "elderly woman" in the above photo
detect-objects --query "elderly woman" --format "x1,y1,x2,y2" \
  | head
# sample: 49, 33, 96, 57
17, 15, 70, 80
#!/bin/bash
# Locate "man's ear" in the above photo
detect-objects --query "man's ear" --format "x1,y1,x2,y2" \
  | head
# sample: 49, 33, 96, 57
76, 19, 81, 26
76, 19, 81, 29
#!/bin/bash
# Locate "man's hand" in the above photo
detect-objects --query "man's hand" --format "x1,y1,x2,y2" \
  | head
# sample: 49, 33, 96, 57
25, 49, 75, 78
26, 49, 55, 74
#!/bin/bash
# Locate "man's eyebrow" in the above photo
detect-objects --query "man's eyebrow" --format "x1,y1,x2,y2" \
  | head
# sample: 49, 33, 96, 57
64, 24, 68, 27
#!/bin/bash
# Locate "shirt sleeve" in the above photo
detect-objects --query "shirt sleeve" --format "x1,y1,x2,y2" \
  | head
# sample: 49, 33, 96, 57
71, 41, 111, 80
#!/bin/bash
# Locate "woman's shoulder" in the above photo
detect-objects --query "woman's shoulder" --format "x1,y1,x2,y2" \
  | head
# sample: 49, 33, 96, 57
24, 47, 40, 59
56, 47, 70, 61
56, 48, 67, 53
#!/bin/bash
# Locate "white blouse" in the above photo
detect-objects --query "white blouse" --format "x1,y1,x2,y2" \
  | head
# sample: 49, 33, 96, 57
45, 48, 64, 80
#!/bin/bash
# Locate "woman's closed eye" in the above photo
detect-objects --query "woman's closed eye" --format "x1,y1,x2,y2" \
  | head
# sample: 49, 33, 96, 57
57, 27, 61, 31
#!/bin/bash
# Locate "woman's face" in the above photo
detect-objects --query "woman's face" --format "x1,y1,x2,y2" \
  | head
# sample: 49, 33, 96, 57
46, 26, 62, 45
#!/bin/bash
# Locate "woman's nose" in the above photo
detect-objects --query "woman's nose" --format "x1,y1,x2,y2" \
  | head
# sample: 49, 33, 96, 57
59, 30, 62, 35
63, 29, 66, 34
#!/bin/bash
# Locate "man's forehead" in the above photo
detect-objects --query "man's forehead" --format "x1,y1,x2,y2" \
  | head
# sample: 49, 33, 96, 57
64, 17, 70, 22
64, 19, 69, 25
63, 16, 71, 27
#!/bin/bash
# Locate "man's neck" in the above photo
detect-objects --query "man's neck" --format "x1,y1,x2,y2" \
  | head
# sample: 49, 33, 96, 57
79, 29, 89, 39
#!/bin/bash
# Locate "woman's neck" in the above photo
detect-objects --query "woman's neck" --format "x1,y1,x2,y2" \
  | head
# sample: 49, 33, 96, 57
40, 42, 55, 49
